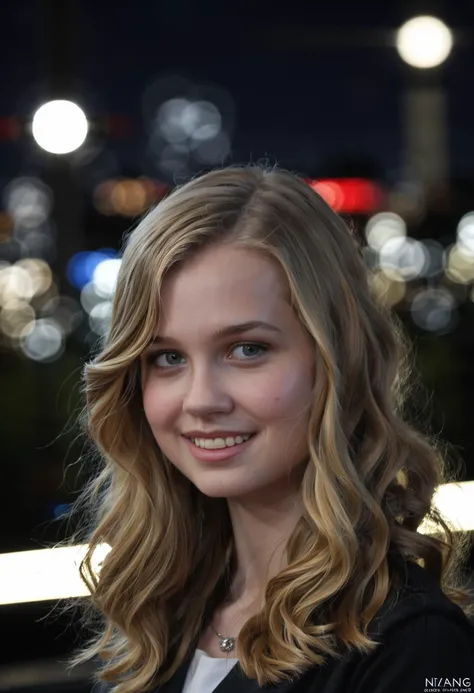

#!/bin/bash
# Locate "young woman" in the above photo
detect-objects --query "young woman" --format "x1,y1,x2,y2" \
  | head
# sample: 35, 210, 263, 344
67, 164, 474, 692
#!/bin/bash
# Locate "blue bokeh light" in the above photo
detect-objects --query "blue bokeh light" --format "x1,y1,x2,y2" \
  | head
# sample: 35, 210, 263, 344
67, 247, 117, 290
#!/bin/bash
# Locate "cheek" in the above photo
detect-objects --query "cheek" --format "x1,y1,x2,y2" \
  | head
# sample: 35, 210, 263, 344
254, 369, 313, 421
141, 383, 172, 428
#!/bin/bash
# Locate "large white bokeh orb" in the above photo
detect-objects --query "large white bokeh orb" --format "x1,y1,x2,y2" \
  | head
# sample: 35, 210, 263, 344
396, 16, 453, 68
32, 100, 88, 154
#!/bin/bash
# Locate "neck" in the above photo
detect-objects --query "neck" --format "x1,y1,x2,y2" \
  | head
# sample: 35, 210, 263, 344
226, 485, 304, 602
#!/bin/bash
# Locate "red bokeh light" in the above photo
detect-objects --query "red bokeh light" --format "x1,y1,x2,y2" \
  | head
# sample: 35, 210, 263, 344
305, 178, 385, 214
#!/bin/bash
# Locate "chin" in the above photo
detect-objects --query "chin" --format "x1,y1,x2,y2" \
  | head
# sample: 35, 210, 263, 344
188, 475, 253, 499
191, 483, 241, 499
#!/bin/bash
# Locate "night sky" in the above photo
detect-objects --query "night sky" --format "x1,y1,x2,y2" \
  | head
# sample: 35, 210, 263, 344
2, 0, 474, 187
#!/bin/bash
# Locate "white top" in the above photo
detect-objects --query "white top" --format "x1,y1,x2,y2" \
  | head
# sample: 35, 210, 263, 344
182, 648, 239, 693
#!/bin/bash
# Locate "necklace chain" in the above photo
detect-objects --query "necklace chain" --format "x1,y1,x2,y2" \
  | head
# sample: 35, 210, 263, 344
210, 593, 261, 653
210, 624, 237, 653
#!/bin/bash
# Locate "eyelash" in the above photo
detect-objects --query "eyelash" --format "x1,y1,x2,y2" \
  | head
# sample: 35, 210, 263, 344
145, 342, 270, 370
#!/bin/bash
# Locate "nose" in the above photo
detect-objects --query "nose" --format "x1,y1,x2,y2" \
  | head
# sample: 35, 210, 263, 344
182, 366, 233, 416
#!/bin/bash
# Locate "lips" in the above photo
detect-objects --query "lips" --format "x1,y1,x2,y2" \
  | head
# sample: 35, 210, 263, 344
183, 431, 257, 462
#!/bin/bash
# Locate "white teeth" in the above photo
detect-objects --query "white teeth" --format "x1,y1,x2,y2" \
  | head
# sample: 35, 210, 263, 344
190, 434, 252, 449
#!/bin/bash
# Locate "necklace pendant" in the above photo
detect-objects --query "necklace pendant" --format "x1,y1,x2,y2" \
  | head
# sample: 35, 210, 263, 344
219, 637, 236, 653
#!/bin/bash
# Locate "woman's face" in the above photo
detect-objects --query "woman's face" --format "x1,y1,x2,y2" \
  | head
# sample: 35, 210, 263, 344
141, 244, 315, 502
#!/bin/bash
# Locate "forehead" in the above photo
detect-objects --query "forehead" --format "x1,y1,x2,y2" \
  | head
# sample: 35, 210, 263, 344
156, 245, 291, 335
163, 246, 286, 306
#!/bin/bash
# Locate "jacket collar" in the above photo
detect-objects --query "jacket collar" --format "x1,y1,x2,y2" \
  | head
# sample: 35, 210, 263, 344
154, 647, 318, 693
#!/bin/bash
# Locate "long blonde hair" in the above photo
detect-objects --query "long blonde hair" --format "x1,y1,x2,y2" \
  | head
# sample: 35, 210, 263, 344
62, 163, 473, 692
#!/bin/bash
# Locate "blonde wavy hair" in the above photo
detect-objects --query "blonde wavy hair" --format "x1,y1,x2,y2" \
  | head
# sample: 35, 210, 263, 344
62, 163, 473, 692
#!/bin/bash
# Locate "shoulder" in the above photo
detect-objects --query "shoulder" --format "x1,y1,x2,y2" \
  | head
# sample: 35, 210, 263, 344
350, 611, 474, 693
350, 560, 474, 692
367, 558, 474, 639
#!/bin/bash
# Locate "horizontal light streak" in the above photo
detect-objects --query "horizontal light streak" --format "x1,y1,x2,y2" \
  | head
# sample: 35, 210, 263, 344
0, 482, 473, 605
0, 543, 110, 605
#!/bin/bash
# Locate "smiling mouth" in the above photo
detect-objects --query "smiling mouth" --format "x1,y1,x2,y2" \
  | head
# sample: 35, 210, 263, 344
185, 433, 257, 449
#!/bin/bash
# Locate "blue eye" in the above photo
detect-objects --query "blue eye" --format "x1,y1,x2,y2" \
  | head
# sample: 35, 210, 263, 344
146, 342, 269, 370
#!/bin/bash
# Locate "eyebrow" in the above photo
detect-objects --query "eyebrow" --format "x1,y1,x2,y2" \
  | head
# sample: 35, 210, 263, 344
148, 320, 283, 346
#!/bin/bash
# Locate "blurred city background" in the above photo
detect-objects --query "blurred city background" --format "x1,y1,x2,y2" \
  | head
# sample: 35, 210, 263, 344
1, 0, 474, 690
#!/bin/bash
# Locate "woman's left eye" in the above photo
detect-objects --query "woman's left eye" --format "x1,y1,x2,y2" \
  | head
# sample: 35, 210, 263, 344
145, 342, 269, 369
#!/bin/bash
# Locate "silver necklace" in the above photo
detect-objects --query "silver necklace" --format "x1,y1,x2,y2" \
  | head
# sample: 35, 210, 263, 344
210, 624, 237, 653
210, 592, 259, 653
209, 592, 245, 653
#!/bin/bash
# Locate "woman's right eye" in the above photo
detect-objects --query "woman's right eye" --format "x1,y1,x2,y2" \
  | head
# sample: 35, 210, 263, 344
146, 351, 183, 368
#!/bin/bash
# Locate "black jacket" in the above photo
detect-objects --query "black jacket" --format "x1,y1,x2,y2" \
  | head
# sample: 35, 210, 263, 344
94, 559, 474, 692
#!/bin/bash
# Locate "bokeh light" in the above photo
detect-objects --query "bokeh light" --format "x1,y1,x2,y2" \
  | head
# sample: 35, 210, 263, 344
93, 178, 168, 217
15, 259, 53, 297
410, 287, 459, 334
308, 179, 385, 214
365, 212, 407, 252
0, 264, 35, 304
445, 243, 474, 284
80, 281, 109, 315
457, 212, 474, 257
396, 16, 453, 69
92, 258, 121, 299
143, 73, 235, 180
369, 269, 407, 309
0, 299, 36, 339
32, 100, 88, 154
378, 237, 428, 281
19, 317, 65, 362
89, 301, 113, 336
3, 177, 53, 228
67, 248, 117, 290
